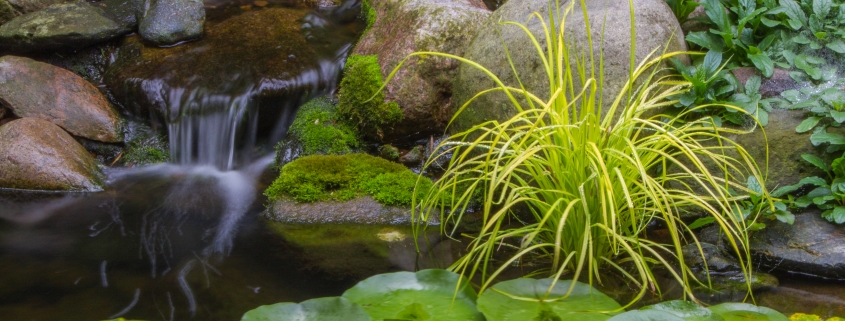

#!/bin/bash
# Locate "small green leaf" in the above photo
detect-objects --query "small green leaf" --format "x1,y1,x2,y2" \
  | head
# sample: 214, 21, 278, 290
826, 40, 845, 53
703, 50, 722, 76
781, 89, 801, 103
747, 176, 763, 194
796, 117, 823, 133
813, 0, 832, 18
798, 176, 828, 186
774, 210, 795, 224
689, 217, 717, 229
810, 130, 845, 146
687, 32, 726, 51
831, 110, 845, 123
241, 297, 372, 321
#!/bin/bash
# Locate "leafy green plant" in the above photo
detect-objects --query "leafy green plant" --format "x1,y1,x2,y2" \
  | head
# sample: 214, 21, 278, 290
401, 0, 769, 304
771, 152, 845, 223
238, 269, 789, 321
686, 0, 778, 77
665, 0, 701, 25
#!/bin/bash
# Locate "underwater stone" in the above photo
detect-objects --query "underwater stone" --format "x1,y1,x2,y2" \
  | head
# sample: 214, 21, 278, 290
0, 56, 124, 143
451, 0, 688, 134
350, 0, 489, 142
0, 3, 132, 52
266, 195, 433, 225
138, 0, 205, 46
0, 118, 104, 191
751, 211, 845, 279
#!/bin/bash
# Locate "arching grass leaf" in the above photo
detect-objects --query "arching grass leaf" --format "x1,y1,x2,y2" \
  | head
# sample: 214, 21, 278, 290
476, 279, 621, 321
341, 269, 483, 321
708, 303, 788, 321
241, 297, 371, 321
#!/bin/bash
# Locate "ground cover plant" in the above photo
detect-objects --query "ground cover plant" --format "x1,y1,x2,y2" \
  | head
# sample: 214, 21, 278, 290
393, 0, 774, 306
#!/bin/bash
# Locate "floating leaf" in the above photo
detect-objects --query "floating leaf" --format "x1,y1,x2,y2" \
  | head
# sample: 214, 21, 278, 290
476, 279, 621, 321
240, 297, 371, 321
607, 310, 686, 321
708, 303, 788, 321
640, 300, 725, 321
342, 269, 483, 321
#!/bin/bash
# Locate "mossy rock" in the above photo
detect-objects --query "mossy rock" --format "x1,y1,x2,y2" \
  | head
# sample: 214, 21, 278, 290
337, 54, 403, 140
265, 153, 433, 206
287, 96, 359, 157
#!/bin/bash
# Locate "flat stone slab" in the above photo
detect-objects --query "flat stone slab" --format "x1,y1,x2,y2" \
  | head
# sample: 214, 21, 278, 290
750, 211, 845, 279
265, 196, 437, 225
0, 3, 132, 52
0, 55, 123, 142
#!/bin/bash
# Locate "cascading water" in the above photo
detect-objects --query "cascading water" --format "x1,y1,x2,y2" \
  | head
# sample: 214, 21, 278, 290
0, 3, 364, 320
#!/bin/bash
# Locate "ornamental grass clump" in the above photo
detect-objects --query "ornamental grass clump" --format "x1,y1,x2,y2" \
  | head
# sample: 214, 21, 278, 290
393, 0, 771, 306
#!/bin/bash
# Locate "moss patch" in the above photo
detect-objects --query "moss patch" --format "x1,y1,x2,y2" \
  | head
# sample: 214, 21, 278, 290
123, 135, 169, 166
288, 96, 359, 155
337, 54, 402, 139
361, 0, 376, 31
264, 153, 432, 206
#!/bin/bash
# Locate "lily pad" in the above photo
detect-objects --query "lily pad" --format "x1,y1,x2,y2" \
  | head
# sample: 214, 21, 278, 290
341, 269, 483, 321
240, 297, 371, 321
607, 310, 687, 321
476, 278, 621, 321
639, 300, 724, 321
708, 303, 788, 321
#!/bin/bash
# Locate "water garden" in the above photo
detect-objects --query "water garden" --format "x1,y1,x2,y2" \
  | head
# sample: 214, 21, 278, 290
2, 0, 845, 319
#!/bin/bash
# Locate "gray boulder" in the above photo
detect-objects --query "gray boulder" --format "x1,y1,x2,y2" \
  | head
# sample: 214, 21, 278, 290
0, 3, 133, 52
450, 0, 688, 134
138, 0, 204, 46
349, 0, 489, 141
0, 55, 123, 143
0, 118, 104, 191
750, 211, 845, 279
0, 0, 74, 25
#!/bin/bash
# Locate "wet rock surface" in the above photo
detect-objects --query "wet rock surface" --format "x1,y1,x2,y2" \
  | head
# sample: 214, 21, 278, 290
0, 55, 123, 143
265, 195, 435, 225
0, 3, 132, 52
351, 0, 489, 140
682, 242, 778, 294
0, 118, 104, 191
451, 0, 687, 134
105, 7, 352, 124
138, 0, 205, 46
750, 211, 845, 279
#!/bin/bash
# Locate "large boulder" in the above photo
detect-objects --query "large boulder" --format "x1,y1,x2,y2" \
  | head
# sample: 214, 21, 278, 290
0, 3, 133, 52
750, 211, 845, 279
105, 7, 349, 125
138, 0, 205, 46
0, 0, 75, 25
0, 118, 104, 191
450, 0, 688, 134
0, 0, 15, 25
348, 0, 489, 141
0, 55, 123, 143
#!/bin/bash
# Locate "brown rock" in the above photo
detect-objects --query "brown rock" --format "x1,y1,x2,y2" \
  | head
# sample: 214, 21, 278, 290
0, 118, 104, 191
0, 55, 123, 142
732, 67, 798, 98
351, 0, 489, 141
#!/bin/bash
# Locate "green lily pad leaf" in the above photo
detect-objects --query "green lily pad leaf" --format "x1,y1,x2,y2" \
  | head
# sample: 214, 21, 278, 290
341, 269, 483, 321
607, 310, 686, 321
476, 278, 621, 321
640, 300, 725, 321
708, 303, 788, 321
241, 297, 371, 321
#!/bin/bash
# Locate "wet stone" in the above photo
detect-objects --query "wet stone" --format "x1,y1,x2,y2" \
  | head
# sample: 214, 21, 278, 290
0, 118, 104, 191
0, 3, 132, 52
0, 55, 124, 143
138, 0, 205, 46
750, 211, 845, 279
105, 7, 348, 124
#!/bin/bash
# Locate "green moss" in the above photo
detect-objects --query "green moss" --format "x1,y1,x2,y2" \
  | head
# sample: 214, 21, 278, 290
123, 135, 169, 166
287, 96, 359, 156
264, 153, 432, 206
337, 55, 403, 139
361, 0, 377, 31
378, 144, 399, 160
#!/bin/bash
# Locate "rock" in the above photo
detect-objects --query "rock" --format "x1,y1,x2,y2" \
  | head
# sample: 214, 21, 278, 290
451, 0, 688, 134
0, 3, 133, 52
350, 0, 489, 141
681, 242, 778, 302
0, 56, 123, 143
732, 67, 798, 99
265, 196, 433, 225
750, 211, 845, 279
0, 105, 6, 119
0, 118, 104, 191
105, 8, 344, 125
96, 0, 142, 31
398, 145, 423, 164
6, 0, 73, 13
0, 0, 16, 25
138, 0, 205, 46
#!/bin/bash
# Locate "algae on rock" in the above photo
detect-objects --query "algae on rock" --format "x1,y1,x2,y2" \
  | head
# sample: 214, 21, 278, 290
288, 96, 359, 156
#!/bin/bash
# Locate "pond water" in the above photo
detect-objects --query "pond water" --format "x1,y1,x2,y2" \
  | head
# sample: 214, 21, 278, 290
2, 0, 845, 320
